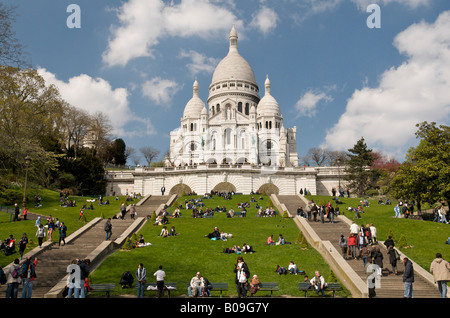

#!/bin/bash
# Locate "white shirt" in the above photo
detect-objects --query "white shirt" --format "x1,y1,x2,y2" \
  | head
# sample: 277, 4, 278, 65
350, 223, 358, 234
154, 269, 165, 281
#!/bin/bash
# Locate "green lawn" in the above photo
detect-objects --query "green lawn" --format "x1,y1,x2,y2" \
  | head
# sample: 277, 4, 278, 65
306, 195, 449, 271
89, 194, 350, 298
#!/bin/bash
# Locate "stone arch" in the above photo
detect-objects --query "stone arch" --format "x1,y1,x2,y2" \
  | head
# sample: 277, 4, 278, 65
169, 183, 193, 196
212, 182, 237, 193
258, 183, 279, 195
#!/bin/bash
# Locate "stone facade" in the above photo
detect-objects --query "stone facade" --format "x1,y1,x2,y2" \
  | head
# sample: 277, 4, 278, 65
168, 26, 298, 168
106, 165, 345, 197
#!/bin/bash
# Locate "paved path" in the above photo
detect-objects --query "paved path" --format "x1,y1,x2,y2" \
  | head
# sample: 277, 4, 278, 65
277, 195, 440, 298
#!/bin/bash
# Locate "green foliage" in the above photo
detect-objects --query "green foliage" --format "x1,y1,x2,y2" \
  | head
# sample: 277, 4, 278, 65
122, 237, 132, 250
0, 188, 23, 206
387, 229, 396, 243
327, 270, 338, 283
296, 231, 308, 249
391, 122, 450, 204
344, 137, 375, 196
282, 211, 289, 218
398, 234, 408, 248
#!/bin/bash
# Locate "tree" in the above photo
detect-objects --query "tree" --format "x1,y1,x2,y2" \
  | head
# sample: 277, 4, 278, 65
0, 65, 65, 181
390, 122, 450, 205
0, 3, 28, 67
344, 137, 374, 196
106, 138, 127, 166
140, 146, 160, 166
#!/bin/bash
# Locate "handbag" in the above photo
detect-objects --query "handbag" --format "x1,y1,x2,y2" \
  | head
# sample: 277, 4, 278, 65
394, 249, 400, 260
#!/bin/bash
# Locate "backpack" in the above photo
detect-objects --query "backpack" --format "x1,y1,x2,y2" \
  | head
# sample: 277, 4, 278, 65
0, 268, 6, 284
12, 266, 21, 278
18, 263, 29, 278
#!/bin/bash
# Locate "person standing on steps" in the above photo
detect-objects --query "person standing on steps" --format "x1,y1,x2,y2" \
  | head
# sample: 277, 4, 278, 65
104, 218, 112, 241
430, 253, 450, 298
59, 222, 67, 246
120, 202, 127, 219
402, 257, 414, 298
36, 224, 46, 248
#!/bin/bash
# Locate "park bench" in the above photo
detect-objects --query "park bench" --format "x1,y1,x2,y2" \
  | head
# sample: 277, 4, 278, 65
89, 283, 116, 298
253, 282, 279, 297
210, 283, 228, 297
298, 282, 341, 297
186, 282, 228, 297
138, 282, 177, 298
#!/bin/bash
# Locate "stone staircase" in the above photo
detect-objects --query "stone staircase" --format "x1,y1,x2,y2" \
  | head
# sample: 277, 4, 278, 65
0, 217, 135, 298
135, 195, 172, 216
0, 195, 173, 298
277, 195, 441, 298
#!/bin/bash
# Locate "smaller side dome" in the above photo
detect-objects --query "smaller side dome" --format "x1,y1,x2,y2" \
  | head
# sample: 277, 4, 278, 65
257, 75, 281, 117
183, 78, 207, 118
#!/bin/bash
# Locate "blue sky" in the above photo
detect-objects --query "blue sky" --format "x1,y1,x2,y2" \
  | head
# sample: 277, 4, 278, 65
7, 0, 450, 164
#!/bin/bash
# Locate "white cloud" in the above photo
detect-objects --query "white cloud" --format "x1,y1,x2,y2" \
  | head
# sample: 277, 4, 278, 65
179, 49, 220, 75
351, 0, 432, 11
142, 77, 182, 105
103, 0, 242, 67
323, 11, 450, 159
250, 6, 279, 34
37, 68, 156, 137
295, 89, 333, 118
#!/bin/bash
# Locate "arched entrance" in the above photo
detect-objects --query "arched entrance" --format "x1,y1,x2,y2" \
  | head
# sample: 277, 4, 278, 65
212, 182, 237, 193
258, 183, 279, 195
169, 184, 193, 196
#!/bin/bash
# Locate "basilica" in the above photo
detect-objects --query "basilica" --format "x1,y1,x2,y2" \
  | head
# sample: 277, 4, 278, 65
168, 26, 299, 167
108, 27, 342, 197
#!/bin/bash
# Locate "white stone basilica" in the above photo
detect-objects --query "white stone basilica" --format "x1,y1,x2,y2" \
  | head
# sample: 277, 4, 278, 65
168, 26, 299, 167
107, 27, 345, 197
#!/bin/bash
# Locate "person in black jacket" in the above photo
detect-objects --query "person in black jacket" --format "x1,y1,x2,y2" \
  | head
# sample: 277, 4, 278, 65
233, 256, 250, 298
403, 257, 414, 298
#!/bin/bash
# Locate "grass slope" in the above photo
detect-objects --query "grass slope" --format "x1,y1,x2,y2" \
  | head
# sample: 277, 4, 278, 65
90, 195, 348, 298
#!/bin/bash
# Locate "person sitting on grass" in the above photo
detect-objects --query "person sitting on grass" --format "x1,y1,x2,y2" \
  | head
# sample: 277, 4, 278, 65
206, 226, 221, 240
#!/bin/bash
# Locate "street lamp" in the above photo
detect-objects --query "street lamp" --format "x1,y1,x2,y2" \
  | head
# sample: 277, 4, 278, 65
337, 158, 341, 191
22, 155, 31, 211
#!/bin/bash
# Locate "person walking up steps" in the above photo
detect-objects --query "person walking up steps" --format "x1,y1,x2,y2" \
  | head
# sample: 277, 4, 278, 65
430, 253, 450, 298
104, 218, 112, 241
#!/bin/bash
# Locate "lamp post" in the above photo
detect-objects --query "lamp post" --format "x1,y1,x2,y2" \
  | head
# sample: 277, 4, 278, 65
337, 158, 341, 191
22, 155, 31, 211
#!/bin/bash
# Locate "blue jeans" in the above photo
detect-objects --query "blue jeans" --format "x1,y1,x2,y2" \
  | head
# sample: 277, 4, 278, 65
6, 283, 19, 298
68, 287, 80, 298
404, 282, 413, 298
437, 281, 448, 298
21, 278, 33, 298
137, 281, 145, 298
105, 230, 112, 240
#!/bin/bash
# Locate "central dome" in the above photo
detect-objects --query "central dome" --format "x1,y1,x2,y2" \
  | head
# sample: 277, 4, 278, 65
211, 26, 257, 85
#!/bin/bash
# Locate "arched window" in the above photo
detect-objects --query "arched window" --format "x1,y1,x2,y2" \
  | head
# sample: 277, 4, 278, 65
212, 106, 215, 116
245, 103, 249, 115
216, 104, 220, 113
238, 102, 242, 113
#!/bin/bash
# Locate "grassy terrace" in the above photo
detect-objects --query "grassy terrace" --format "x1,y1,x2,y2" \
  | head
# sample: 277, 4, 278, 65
89, 194, 349, 297
2, 190, 448, 297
